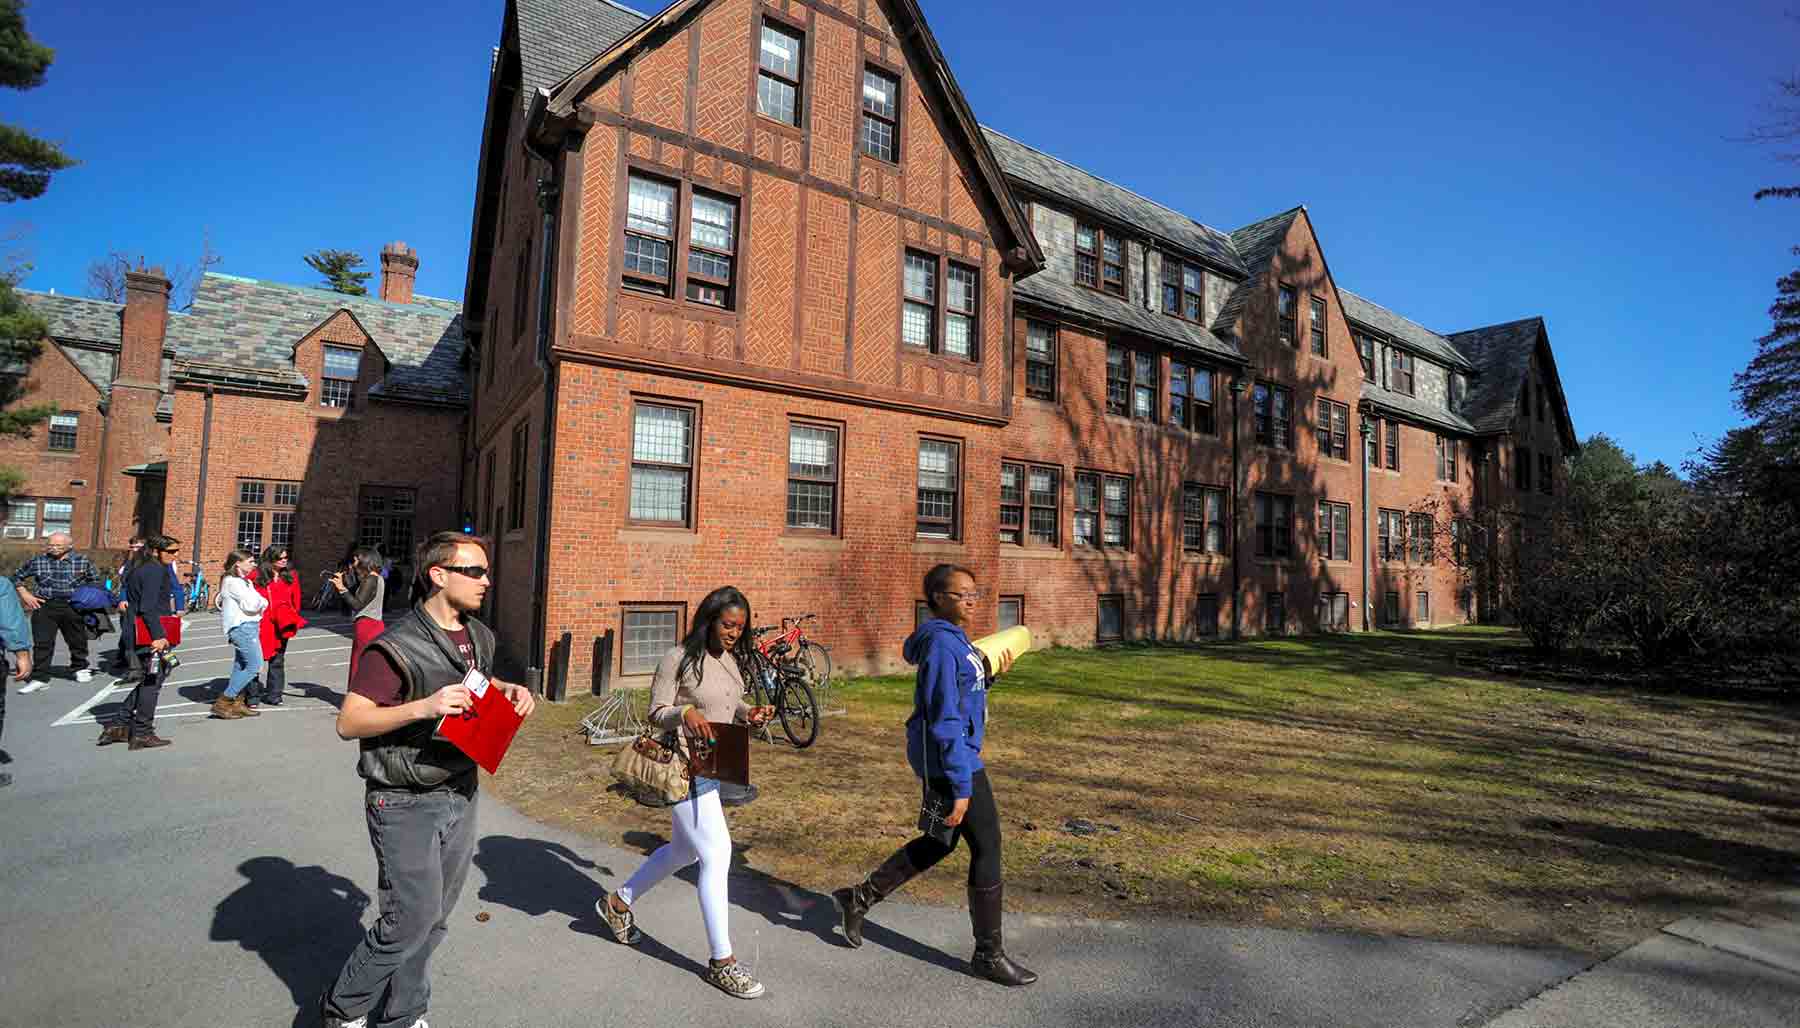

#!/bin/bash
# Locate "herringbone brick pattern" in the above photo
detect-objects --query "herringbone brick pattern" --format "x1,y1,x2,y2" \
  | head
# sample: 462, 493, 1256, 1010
649, 310, 677, 352
694, 0, 750, 148
629, 132, 655, 161
809, 13, 856, 186
853, 206, 898, 387
745, 172, 797, 368
950, 171, 983, 234
981, 264, 1004, 401
905, 83, 944, 214
682, 320, 705, 355
802, 192, 850, 376
632, 31, 688, 133
573, 130, 619, 338
865, 0, 896, 38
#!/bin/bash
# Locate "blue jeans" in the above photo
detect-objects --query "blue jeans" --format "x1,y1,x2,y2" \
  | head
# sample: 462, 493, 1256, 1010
224, 622, 262, 698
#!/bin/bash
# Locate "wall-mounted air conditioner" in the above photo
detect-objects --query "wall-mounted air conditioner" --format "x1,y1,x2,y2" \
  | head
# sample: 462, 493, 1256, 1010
2, 525, 35, 539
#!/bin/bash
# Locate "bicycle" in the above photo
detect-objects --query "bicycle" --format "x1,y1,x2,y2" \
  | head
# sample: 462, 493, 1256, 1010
762, 613, 834, 698
746, 628, 820, 748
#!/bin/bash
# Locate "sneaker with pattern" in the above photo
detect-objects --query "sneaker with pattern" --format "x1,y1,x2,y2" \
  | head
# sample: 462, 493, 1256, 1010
704, 959, 765, 999
597, 893, 642, 945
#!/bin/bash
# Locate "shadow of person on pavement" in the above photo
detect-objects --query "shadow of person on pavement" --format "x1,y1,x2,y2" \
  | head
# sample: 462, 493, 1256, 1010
613, 829, 966, 975
471, 835, 611, 920
210, 856, 369, 1028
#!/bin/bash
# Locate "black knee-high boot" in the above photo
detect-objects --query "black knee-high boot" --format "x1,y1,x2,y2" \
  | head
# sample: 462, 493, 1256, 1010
832, 848, 922, 948
969, 882, 1036, 986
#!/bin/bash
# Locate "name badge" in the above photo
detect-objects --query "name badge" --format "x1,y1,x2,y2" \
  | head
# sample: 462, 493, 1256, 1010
462, 667, 490, 699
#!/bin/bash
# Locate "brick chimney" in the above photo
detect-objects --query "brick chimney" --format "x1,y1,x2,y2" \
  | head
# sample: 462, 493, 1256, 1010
103, 267, 171, 545
380, 241, 419, 304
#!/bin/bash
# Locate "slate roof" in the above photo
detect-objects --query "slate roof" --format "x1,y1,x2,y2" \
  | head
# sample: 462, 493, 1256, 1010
1338, 288, 1473, 371
1015, 275, 1244, 364
981, 127, 1242, 275
1360, 380, 1476, 435
1212, 207, 1303, 334
1446, 317, 1545, 436
514, 0, 645, 107
173, 274, 467, 404
18, 292, 176, 415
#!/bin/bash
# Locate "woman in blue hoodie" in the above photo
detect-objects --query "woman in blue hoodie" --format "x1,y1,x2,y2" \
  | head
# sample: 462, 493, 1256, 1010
831, 563, 1035, 987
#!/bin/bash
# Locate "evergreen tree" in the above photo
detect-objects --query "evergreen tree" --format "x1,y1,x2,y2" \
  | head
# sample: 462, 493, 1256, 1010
0, 0, 72, 496
303, 249, 371, 296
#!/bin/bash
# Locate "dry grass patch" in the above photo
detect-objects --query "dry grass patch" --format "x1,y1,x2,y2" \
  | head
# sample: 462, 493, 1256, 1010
488, 628, 1800, 955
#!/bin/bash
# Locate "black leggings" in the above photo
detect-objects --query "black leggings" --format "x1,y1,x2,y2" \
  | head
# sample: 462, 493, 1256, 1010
905, 769, 1002, 890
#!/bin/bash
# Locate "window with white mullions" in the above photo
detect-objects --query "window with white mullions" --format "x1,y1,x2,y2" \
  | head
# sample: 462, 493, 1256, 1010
1317, 398, 1349, 460
1073, 472, 1098, 547
1026, 465, 1059, 545
999, 463, 1023, 544
1182, 483, 1227, 554
1025, 321, 1056, 400
1076, 472, 1131, 550
915, 438, 960, 540
685, 192, 737, 307
1131, 351, 1155, 420
860, 66, 899, 162
48, 412, 77, 451
1309, 296, 1327, 356
944, 264, 978, 359
624, 174, 678, 296
902, 251, 936, 351
786, 421, 839, 533
630, 402, 695, 526
321, 346, 360, 408
1318, 500, 1351, 561
41, 500, 71, 538
756, 20, 803, 126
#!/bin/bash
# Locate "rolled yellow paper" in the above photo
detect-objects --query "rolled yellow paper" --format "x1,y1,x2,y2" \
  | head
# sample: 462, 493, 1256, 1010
971, 625, 1032, 675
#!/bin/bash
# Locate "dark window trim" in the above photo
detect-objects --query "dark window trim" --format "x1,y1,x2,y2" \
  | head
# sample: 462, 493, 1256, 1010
1390, 349, 1416, 396
1253, 490, 1295, 559
1316, 397, 1349, 461
1193, 593, 1220, 638
1096, 593, 1125, 643
858, 62, 902, 166
627, 397, 701, 530
1074, 221, 1128, 297
1385, 418, 1401, 471
1253, 380, 1294, 450
1277, 283, 1298, 347
998, 594, 1025, 631
1317, 499, 1351, 562
1000, 460, 1061, 548
915, 433, 964, 542
901, 247, 981, 364
235, 478, 302, 555
1182, 482, 1229, 554
784, 416, 843, 537
321, 343, 361, 409
1024, 320, 1058, 402
1169, 360, 1219, 436
619, 601, 689, 676
1409, 512, 1435, 565
1105, 343, 1158, 421
622, 165, 743, 312
1265, 590, 1287, 633
47, 411, 77, 452
1309, 294, 1327, 356
1435, 434, 1459, 483
507, 420, 529, 533
755, 13, 805, 129
1160, 254, 1206, 323
1377, 507, 1406, 562
1074, 469, 1133, 551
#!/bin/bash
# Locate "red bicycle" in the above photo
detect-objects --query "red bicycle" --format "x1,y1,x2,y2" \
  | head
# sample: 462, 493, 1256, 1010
746, 614, 830, 748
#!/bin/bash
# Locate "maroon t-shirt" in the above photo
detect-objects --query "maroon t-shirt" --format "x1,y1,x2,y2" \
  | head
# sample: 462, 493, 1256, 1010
350, 627, 474, 706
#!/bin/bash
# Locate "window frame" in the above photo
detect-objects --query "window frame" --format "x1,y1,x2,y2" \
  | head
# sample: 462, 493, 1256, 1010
1277, 284, 1298, 346
1538, 453, 1554, 496
627, 398, 699, 530
1434, 434, 1459, 483
1356, 333, 1376, 377
1384, 418, 1401, 471
785, 418, 842, 536
1193, 593, 1220, 639
1096, 593, 1125, 643
1265, 591, 1287, 634
1390, 349, 1416, 396
1309, 295, 1327, 356
1253, 381, 1294, 450
620, 602, 688, 677
235, 478, 301, 555
1516, 445, 1533, 492
508, 420, 529, 533
1319, 591, 1350, 632
355, 484, 416, 561
1074, 470, 1132, 551
1024, 320, 1057, 402
1416, 590, 1431, 625
1316, 398, 1349, 461
1182, 482, 1228, 555
1383, 590, 1401, 627
1317, 499, 1351, 562
1254, 491, 1295, 560
1105, 345, 1157, 421
1409, 512, 1435, 565
998, 461, 1060, 548
1169, 360, 1218, 435
47, 412, 77, 452
320, 344, 361, 409
997, 595, 1024, 632
915, 434, 962, 541
901, 249, 980, 362
858, 62, 901, 164
1160, 255, 1205, 323
1075, 222, 1127, 297
1378, 508, 1406, 562
755, 15, 805, 128
621, 169, 742, 311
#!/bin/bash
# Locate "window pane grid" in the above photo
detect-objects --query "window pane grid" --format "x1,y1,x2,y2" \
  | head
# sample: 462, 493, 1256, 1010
623, 609, 681, 675
786, 423, 839, 532
1025, 322, 1056, 400
860, 67, 899, 162
630, 404, 694, 525
48, 413, 76, 451
916, 439, 959, 538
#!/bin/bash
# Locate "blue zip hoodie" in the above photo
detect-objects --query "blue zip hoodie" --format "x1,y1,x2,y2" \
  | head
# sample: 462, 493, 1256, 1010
0, 576, 30, 655
903, 617, 988, 800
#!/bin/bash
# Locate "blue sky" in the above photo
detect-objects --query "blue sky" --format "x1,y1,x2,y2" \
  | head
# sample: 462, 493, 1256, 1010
3, 0, 1792, 470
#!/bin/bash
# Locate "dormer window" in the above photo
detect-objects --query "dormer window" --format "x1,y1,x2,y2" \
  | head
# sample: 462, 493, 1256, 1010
322, 345, 360, 408
1390, 350, 1416, 396
1076, 223, 1126, 297
1161, 257, 1203, 322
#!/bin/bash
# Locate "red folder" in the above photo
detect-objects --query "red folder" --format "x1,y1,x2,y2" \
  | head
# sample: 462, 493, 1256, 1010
135, 615, 183, 647
436, 680, 524, 774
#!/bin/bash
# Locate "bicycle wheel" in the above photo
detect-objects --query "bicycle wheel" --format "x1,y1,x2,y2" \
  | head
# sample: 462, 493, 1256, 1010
796, 640, 833, 693
776, 674, 819, 749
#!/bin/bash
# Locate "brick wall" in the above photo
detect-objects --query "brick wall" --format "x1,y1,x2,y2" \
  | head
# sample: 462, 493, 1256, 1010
0, 342, 106, 546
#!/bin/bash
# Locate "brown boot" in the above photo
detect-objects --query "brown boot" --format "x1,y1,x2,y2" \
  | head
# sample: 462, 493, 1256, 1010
128, 733, 172, 750
96, 725, 129, 746
232, 695, 261, 717
968, 882, 1037, 986
210, 696, 245, 720
832, 848, 922, 948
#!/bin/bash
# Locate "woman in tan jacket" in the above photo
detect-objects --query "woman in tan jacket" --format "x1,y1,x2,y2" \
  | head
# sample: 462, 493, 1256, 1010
598, 585, 773, 999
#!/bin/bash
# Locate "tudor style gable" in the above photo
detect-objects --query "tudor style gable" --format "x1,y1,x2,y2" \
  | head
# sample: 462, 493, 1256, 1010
529, 0, 1039, 423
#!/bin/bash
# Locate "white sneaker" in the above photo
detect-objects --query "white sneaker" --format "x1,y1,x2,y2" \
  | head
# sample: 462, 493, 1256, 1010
17, 679, 49, 694
75, 669, 93, 683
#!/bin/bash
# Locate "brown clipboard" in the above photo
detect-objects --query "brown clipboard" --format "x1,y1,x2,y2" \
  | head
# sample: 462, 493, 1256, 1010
689, 722, 751, 786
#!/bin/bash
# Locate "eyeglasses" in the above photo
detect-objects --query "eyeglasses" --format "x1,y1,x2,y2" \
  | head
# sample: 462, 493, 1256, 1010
438, 565, 490, 580
159, 547, 179, 554
939, 589, 983, 603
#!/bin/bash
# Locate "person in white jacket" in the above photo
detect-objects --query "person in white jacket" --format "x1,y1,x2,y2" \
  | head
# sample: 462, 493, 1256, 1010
213, 550, 267, 721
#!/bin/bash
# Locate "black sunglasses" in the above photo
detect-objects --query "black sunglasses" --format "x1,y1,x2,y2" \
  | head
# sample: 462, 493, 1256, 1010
437, 564, 490, 580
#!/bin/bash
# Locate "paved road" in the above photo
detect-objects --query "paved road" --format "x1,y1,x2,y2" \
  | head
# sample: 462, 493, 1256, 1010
0, 612, 1692, 1028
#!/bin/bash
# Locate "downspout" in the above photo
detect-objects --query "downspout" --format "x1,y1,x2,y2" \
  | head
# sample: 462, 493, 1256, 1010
524, 120, 563, 683
1359, 405, 1371, 632
191, 388, 214, 566
1230, 375, 1245, 640
92, 396, 114, 547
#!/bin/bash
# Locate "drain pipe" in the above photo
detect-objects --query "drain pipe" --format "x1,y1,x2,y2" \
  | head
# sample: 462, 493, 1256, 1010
523, 103, 564, 689
1358, 406, 1372, 631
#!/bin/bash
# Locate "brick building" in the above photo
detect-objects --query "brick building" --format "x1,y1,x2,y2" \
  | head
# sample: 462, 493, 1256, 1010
463, 0, 1578, 689
12, 246, 467, 588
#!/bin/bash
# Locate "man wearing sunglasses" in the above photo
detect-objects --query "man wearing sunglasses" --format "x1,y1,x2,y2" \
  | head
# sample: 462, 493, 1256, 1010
320, 531, 534, 1028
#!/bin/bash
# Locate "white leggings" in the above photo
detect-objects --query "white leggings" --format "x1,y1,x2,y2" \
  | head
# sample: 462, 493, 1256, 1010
616, 786, 734, 960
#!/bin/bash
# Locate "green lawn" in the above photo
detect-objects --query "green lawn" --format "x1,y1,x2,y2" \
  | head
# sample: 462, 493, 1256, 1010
492, 627, 1800, 955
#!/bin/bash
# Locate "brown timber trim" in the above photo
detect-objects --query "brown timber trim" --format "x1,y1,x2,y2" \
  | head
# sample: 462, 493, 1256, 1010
620, 56, 635, 116
685, 24, 698, 138
800, 5, 816, 171
578, 107, 988, 248
790, 186, 808, 371
554, 133, 586, 357
606, 125, 628, 339
554, 340, 1008, 427
843, 197, 859, 379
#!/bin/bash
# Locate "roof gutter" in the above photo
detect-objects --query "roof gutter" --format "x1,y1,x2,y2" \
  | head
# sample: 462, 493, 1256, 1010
524, 87, 567, 687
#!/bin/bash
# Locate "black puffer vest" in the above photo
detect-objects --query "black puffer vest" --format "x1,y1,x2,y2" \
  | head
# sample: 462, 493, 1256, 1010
356, 604, 496, 791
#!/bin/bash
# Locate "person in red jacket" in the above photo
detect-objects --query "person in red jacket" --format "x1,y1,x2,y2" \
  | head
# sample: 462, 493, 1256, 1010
246, 545, 307, 708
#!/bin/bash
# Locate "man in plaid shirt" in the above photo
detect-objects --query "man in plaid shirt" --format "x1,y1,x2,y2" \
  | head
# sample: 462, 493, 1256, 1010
14, 532, 100, 686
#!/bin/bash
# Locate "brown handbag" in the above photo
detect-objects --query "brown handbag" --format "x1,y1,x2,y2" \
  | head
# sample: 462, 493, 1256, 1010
611, 727, 692, 806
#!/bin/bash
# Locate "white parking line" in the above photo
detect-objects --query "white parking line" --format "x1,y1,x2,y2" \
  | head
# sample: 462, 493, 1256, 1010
62, 704, 326, 727
50, 660, 350, 727
50, 679, 123, 726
